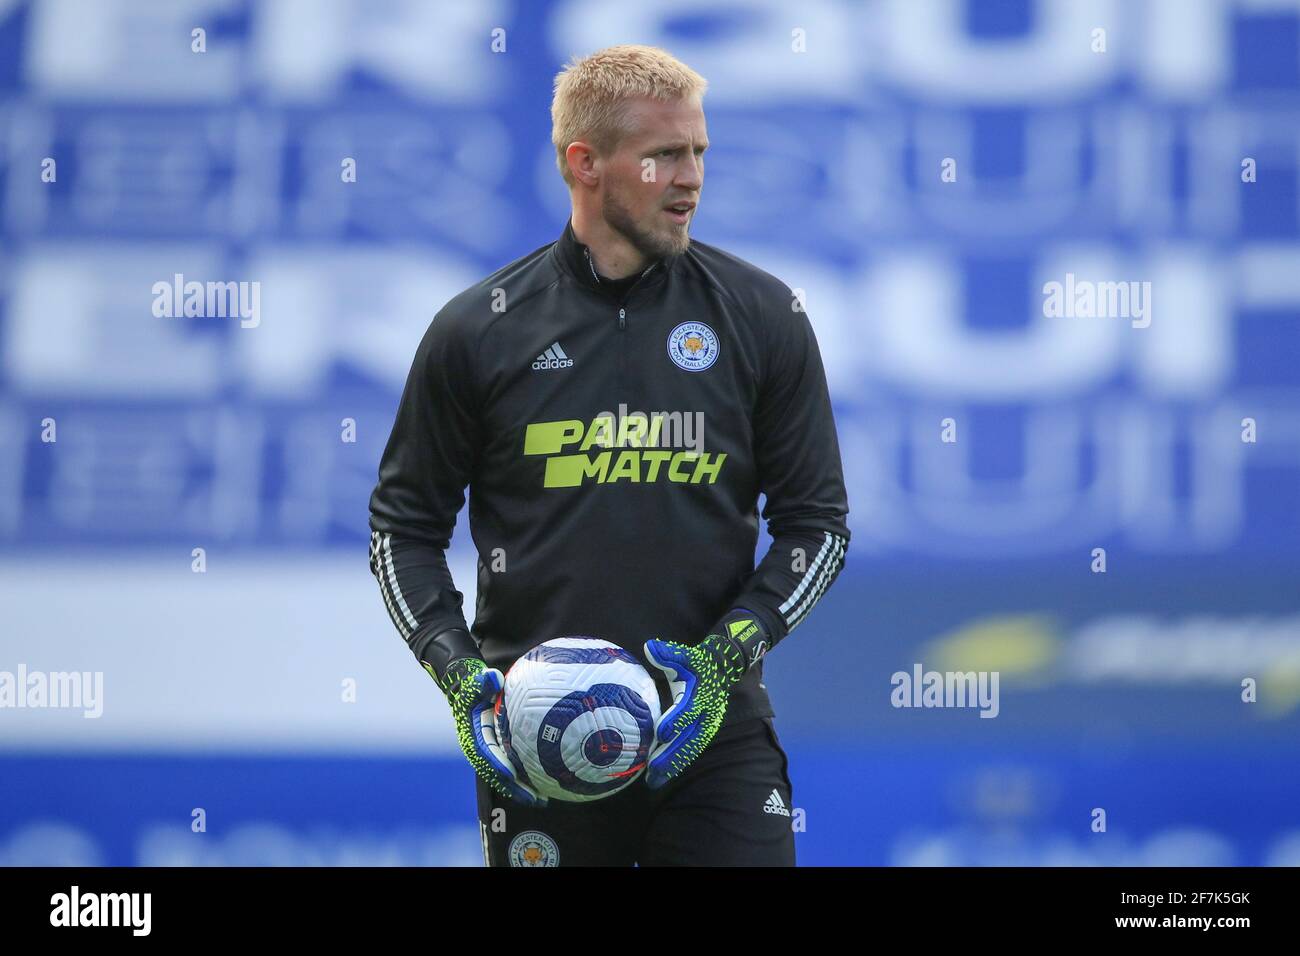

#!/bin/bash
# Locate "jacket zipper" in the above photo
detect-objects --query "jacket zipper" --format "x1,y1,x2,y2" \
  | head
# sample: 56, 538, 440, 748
585, 246, 650, 332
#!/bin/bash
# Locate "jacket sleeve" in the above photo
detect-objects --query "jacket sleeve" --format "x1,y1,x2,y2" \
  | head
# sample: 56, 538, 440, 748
721, 290, 850, 649
368, 307, 480, 665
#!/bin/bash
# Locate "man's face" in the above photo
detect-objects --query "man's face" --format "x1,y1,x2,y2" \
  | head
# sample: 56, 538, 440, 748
598, 95, 707, 261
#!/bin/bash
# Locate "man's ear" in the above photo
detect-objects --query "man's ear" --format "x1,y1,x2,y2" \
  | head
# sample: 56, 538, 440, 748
566, 141, 600, 187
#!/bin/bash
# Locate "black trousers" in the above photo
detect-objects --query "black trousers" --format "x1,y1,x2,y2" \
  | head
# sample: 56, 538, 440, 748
476, 716, 796, 866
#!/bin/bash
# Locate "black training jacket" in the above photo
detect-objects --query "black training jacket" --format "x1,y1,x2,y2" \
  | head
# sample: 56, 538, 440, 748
368, 219, 850, 725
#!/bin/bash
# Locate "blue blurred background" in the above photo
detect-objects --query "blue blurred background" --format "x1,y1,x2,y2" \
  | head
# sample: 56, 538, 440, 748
1, 0, 1298, 866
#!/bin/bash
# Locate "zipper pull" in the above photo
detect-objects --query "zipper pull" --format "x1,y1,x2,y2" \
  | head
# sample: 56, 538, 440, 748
618, 307, 626, 330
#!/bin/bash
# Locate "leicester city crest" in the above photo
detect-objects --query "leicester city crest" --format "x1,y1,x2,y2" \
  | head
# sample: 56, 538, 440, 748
508, 830, 560, 867
667, 321, 719, 372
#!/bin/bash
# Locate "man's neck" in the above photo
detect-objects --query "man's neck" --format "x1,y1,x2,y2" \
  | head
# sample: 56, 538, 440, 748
570, 208, 650, 279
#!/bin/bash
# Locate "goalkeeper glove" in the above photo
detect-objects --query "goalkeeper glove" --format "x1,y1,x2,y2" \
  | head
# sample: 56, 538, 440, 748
419, 628, 545, 807
642, 610, 770, 789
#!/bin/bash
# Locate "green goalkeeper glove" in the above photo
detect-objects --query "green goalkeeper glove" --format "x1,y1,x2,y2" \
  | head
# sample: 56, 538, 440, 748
420, 630, 545, 807
642, 611, 770, 789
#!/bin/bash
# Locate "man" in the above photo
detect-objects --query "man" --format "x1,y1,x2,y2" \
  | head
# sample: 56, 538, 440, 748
368, 44, 849, 866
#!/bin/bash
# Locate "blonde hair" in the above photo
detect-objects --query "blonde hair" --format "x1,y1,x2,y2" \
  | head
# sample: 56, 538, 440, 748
551, 45, 708, 189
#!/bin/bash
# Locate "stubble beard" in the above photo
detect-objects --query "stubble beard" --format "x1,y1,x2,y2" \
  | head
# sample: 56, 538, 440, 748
602, 186, 692, 263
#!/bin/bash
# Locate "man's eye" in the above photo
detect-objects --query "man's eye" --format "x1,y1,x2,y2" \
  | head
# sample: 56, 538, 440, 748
659, 150, 675, 158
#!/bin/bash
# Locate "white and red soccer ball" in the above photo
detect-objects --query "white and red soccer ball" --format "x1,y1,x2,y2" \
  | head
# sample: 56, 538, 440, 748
495, 637, 662, 803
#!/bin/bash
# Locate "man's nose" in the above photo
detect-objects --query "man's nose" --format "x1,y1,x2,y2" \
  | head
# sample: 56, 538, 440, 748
674, 154, 703, 190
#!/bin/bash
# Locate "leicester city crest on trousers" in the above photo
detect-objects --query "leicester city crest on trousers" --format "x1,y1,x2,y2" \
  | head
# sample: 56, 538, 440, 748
667, 321, 719, 371
509, 830, 560, 867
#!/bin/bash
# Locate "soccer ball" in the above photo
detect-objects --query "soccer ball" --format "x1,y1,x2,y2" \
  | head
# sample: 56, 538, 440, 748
496, 637, 662, 803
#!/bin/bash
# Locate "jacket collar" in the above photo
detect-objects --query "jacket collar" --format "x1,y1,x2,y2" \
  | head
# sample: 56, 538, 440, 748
554, 217, 678, 299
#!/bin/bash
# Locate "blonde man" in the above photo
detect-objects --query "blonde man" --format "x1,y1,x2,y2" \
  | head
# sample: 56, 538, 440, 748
369, 45, 849, 866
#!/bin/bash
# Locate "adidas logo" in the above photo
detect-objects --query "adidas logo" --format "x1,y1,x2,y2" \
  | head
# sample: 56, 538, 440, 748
532, 341, 574, 371
763, 788, 790, 817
